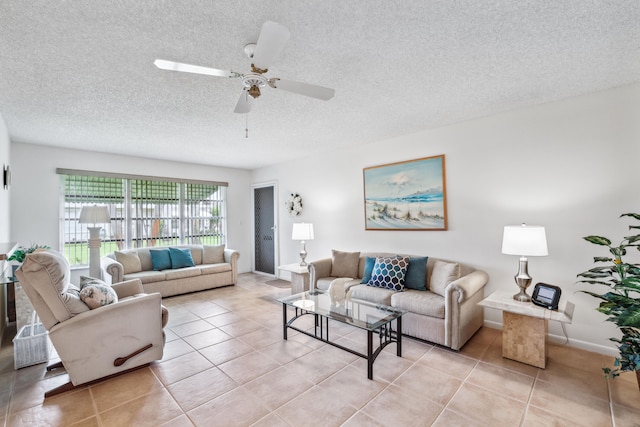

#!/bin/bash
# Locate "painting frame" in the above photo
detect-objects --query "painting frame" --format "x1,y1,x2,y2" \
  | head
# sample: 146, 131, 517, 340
363, 155, 447, 231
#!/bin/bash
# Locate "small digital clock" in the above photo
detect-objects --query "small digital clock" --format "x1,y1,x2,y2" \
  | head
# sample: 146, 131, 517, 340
531, 283, 561, 310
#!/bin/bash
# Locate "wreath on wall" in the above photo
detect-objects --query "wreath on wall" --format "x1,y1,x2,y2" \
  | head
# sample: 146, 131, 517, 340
285, 193, 303, 217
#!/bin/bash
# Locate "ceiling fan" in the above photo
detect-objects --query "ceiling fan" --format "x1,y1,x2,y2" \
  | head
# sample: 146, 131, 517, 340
154, 21, 335, 114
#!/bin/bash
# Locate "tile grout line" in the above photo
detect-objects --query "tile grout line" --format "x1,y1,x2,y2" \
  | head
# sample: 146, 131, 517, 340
519, 366, 541, 427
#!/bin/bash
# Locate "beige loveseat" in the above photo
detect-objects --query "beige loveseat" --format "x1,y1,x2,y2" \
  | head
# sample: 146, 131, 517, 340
309, 251, 489, 351
101, 244, 239, 297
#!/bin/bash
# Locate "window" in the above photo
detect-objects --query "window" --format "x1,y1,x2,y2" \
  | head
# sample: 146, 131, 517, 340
58, 170, 227, 267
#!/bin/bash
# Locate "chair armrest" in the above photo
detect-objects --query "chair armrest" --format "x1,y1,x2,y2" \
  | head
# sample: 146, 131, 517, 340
446, 270, 489, 303
111, 279, 144, 299
309, 258, 333, 288
224, 249, 239, 284
101, 257, 123, 284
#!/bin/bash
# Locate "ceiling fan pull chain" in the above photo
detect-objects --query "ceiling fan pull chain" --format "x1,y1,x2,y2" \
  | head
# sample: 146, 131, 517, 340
245, 114, 249, 139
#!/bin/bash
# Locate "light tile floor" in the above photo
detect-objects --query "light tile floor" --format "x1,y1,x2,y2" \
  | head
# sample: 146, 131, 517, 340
1, 273, 640, 426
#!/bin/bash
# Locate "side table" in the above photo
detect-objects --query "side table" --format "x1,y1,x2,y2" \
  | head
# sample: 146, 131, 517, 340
1, 269, 17, 323
278, 264, 309, 294
479, 291, 574, 369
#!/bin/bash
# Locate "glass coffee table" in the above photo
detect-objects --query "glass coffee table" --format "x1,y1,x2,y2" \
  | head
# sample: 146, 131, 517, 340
278, 289, 405, 380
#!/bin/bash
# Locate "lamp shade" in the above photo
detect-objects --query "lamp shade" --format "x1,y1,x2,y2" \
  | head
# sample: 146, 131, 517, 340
292, 223, 314, 241
78, 205, 111, 225
502, 224, 548, 256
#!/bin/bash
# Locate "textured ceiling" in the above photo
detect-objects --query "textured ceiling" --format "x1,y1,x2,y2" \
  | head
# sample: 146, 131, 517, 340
1, 1, 639, 170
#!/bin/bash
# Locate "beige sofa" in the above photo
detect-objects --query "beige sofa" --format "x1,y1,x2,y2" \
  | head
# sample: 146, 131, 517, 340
309, 251, 489, 351
101, 244, 239, 297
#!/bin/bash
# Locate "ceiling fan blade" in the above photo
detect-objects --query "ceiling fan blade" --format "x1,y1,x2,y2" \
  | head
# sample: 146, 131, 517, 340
271, 79, 335, 100
154, 59, 241, 78
251, 21, 290, 71
233, 89, 253, 114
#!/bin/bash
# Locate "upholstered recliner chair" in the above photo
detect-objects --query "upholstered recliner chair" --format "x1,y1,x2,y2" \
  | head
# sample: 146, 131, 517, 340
16, 250, 168, 397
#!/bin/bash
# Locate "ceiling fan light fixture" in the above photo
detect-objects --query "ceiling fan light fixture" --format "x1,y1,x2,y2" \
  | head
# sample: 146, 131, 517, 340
248, 85, 261, 98
242, 74, 267, 99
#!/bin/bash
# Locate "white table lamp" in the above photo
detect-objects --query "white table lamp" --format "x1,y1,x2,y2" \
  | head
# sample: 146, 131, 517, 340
292, 223, 314, 267
79, 205, 111, 278
502, 223, 548, 302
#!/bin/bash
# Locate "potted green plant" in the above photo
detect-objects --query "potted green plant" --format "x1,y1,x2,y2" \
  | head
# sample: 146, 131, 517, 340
577, 213, 640, 389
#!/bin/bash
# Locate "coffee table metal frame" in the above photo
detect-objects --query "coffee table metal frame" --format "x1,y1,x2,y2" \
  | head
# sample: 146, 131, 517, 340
278, 289, 404, 379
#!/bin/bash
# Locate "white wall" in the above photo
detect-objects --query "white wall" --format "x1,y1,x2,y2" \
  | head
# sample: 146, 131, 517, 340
253, 84, 640, 355
9, 144, 254, 278
0, 114, 11, 335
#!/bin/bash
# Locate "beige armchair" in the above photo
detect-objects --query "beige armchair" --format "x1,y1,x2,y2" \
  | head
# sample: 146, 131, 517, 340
16, 250, 167, 398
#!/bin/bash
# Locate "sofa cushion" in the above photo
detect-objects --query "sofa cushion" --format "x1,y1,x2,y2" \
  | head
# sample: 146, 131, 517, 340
169, 247, 196, 269
79, 276, 118, 309
150, 248, 172, 271
349, 284, 394, 306
405, 257, 428, 291
124, 271, 167, 284
330, 250, 360, 278
368, 256, 410, 291
203, 245, 225, 264
164, 266, 201, 280
200, 264, 232, 275
360, 257, 376, 284
429, 260, 461, 297
391, 290, 445, 318
114, 251, 142, 274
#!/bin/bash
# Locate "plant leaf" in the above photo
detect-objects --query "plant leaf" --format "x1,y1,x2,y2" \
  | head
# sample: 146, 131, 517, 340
621, 213, 640, 221
593, 257, 613, 263
578, 290, 612, 300
576, 279, 615, 286
625, 235, 640, 244
584, 236, 612, 246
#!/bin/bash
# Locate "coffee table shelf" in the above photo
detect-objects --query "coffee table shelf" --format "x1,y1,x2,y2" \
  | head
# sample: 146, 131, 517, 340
278, 290, 405, 379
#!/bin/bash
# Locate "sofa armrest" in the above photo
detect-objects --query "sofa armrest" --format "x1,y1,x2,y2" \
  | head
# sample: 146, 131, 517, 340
444, 269, 489, 350
309, 258, 333, 288
224, 249, 240, 284
101, 256, 124, 284
446, 270, 489, 303
111, 279, 144, 299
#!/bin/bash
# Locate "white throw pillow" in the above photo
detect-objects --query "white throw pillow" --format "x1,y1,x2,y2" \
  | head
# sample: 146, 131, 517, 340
429, 261, 460, 297
114, 251, 142, 274
203, 244, 225, 264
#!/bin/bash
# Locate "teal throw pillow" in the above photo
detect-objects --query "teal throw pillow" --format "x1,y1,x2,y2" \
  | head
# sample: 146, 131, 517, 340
404, 257, 428, 291
367, 256, 410, 291
169, 247, 195, 269
150, 248, 172, 271
360, 257, 376, 284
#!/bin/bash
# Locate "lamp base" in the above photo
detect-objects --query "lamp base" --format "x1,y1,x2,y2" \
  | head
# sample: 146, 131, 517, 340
299, 241, 308, 267
513, 289, 532, 302
512, 256, 532, 302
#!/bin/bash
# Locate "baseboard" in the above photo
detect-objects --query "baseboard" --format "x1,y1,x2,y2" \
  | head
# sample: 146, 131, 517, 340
482, 320, 618, 357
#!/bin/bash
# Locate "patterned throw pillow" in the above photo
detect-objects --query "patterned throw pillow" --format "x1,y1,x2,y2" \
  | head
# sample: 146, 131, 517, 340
367, 256, 410, 291
79, 276, 118, 309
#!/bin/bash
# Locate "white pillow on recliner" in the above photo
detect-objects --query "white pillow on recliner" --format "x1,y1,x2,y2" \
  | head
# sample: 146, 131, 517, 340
80, 276, 118, 309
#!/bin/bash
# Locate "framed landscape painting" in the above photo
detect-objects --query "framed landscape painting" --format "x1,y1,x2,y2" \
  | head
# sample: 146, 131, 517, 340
363, 155, 447, 230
